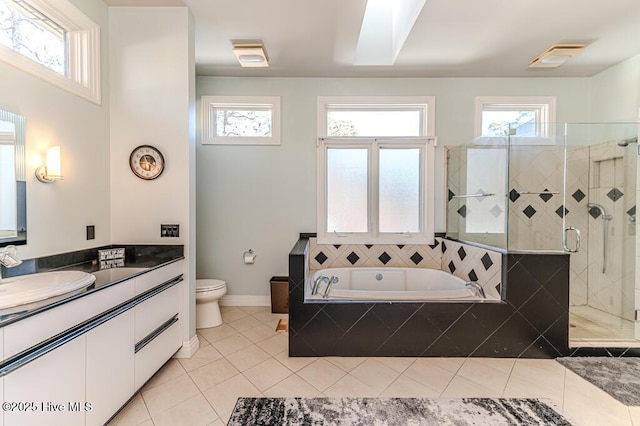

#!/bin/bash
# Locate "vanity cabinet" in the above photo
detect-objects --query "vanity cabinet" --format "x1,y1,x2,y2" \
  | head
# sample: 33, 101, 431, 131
4, 337, 86, 426
0, 260, 184, 426
86, 310, 134, 426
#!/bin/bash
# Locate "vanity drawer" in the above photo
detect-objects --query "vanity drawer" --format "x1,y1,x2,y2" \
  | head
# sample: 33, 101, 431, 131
3, 279, 135, 359
134, 261, 182, 295
134, 319, 180, 390
134, 281, 180, 342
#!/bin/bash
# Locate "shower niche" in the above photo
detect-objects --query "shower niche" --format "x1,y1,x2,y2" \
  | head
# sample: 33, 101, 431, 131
446, 123, 639, 348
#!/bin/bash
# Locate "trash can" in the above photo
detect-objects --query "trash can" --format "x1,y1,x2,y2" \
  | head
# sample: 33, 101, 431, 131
270, 276, 289, 313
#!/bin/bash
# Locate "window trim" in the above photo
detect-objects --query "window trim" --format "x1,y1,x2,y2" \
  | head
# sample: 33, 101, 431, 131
474, 96, 556, 144
0, 0, 101, 104
316, 96, 436, 245
201, 95, 281, 145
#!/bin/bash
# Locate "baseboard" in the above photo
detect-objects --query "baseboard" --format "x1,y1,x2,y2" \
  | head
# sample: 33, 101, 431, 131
220, 295, 271, 307
173, 334, 200, 358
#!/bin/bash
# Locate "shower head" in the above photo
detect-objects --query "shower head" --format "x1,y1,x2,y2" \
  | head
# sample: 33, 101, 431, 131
617, 137, 638, 147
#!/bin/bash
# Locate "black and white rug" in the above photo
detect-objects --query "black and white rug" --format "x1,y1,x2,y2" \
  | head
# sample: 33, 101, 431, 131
228, 397, 572, 425
557, 356, 640, 406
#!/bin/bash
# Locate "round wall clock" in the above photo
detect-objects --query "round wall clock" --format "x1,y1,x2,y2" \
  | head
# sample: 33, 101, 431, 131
129, 145, 165, 180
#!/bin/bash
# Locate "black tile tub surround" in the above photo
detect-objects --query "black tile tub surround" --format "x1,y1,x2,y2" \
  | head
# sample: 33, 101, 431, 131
289, 238, 571, 358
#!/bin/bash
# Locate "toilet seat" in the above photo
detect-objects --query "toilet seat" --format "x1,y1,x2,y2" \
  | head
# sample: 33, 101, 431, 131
196, 279, 226, 293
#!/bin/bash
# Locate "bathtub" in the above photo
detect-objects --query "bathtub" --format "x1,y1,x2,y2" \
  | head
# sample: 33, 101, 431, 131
307, 267, 490, 302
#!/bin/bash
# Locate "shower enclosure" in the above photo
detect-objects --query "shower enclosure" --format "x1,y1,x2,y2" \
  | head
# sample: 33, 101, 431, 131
446, 122, 639, 347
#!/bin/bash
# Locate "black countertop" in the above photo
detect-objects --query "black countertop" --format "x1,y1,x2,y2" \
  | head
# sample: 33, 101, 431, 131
0, 245, 184, 327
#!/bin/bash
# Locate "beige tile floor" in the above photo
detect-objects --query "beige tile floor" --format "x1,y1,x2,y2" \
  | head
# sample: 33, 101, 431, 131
109, 306, 640, 426
570, 305, 640, 347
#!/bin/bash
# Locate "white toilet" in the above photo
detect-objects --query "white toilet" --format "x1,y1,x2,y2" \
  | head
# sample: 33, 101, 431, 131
195, 279, 227, 329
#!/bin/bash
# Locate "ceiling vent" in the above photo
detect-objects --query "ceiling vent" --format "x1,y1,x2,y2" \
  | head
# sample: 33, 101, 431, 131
232, 43, 269, 68
529, 44, 585, 68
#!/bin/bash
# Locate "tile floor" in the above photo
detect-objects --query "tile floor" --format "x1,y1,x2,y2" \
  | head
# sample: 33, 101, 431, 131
109, 306, 640, 426
570, 305, 639, 347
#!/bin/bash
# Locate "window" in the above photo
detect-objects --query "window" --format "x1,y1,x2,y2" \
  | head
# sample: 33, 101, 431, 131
475, 96, 556, 143
317, 96, 436, 244
201, 96, 281, 145
0, 0, 101, 104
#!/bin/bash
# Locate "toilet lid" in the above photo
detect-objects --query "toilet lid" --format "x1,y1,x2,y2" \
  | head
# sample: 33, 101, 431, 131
196, 279, 226, 292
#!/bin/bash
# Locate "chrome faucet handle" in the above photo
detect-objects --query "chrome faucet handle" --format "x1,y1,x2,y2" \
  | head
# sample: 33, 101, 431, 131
311, 275, 329, 295
323, 276, 338, 298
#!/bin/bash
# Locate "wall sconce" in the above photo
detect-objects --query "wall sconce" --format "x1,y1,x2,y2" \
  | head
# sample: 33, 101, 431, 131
35, 146, 62, 183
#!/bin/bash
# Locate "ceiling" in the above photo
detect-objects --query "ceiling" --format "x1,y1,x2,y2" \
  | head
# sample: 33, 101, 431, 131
105, 0, 640, 78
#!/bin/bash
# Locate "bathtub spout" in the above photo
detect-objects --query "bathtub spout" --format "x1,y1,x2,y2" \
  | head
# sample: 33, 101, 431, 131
312, 275, 330, 295
323, 276, 339, 298
466, 281, 486, 299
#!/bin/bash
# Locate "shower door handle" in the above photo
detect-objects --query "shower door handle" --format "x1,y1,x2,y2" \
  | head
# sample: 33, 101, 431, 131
563, 226, 581, 253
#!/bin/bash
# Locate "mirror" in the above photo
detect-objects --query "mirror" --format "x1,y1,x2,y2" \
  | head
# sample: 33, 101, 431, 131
0, 109, 26, 247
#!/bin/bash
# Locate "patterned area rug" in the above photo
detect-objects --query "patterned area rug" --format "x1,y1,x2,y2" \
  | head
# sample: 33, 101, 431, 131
228, 397, 572, 426
557, 356, 640, 406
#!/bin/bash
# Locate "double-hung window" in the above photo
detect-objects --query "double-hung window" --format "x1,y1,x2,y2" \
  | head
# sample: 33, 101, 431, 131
317, 96, 436, 244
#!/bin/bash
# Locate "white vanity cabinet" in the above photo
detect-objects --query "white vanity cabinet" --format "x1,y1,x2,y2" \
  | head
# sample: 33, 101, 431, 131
0, 259, 184, 426
4, 337, 87, 426
86, 309, 135, 426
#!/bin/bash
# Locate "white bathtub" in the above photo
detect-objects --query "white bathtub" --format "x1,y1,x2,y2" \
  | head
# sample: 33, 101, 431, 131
308, 267, 488, 301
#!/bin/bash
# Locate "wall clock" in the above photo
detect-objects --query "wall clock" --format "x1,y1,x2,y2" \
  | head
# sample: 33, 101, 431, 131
129, 145, 165, 180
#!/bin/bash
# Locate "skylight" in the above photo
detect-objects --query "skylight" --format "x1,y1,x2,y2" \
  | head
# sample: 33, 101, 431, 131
354, 0, 427, 66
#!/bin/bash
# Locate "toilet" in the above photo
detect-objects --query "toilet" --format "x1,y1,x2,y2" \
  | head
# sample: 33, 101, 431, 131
195, 279, 227, 328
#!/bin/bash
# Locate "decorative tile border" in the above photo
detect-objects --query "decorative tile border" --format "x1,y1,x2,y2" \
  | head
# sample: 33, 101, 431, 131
308, 238, 442, 270
441, 239, 502, 300
309, 237, 503, 301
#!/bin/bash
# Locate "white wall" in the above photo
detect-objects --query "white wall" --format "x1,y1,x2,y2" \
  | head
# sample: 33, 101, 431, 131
589, 54, 640, 122
0, 0, 110, 259
109, 7, 196, 345
195, 76, 590, 296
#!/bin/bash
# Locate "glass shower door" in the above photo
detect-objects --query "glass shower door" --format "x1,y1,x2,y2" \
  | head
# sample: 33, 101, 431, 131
565, 123, 638, 346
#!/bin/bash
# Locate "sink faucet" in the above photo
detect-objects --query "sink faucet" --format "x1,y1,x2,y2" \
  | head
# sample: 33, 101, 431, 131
0, 245, 22, 282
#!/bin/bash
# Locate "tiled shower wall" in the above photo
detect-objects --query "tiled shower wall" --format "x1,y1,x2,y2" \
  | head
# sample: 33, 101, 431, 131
584, 141, 636, 321
308, 237, 503, 298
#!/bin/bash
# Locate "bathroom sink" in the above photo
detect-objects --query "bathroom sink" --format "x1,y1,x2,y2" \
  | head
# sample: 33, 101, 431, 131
0, 271, 96, 309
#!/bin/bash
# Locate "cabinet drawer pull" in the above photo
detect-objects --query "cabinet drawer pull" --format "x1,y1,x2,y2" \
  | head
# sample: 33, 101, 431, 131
135, 314, 179, 354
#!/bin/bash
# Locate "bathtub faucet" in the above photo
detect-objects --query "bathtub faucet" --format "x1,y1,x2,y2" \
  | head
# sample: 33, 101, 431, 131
466, 281, 486, 299
323, 276, 339, 298
311, 275, 330, 295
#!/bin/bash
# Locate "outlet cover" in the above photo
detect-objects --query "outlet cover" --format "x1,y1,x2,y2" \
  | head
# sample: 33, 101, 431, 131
86, 225, 95, 240
161, 224, 179, 238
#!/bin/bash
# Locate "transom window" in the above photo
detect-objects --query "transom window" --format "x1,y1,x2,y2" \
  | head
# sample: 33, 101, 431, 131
317, 96, 436, 244
0, 0, 65, 74
475, 96, 556, 142
0, 0, 101, 104
201, 96, 281, 145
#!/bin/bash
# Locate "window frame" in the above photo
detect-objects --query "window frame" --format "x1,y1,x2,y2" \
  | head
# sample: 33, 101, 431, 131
0, 0, 101, 104
201, 95, 281, 145
474, 96, 556, 144
317, 96, 436, 245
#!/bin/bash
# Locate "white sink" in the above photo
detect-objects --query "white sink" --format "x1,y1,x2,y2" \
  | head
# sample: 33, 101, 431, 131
0, 271, 96, 309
